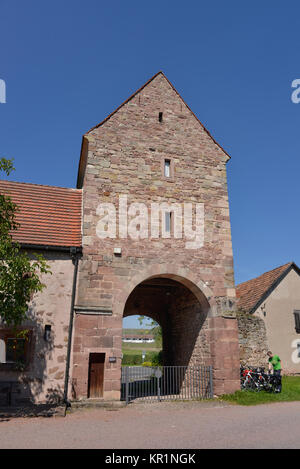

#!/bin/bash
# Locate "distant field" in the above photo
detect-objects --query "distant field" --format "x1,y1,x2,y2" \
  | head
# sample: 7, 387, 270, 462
122, 328, 162, 359
122, 342, 161, 355
122, 328, 152, 335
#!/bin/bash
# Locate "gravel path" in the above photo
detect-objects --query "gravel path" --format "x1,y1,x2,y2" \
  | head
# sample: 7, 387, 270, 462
0, 400, 300, 449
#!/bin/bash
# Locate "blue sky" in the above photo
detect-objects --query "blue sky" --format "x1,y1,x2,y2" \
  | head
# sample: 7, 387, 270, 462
1, 1, 300, 328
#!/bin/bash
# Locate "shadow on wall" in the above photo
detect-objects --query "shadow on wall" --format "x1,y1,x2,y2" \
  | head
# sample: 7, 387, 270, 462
123, 277, 210, 368
164, 285, 208, 367
0, 302, 64, 406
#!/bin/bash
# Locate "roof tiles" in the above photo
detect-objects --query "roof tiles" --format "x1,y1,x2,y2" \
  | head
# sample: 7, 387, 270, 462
236, 262, 293, 313
0, 180, 82, 248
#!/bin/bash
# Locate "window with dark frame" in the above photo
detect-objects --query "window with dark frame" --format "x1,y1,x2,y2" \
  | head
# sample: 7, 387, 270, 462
6, 338, 26, 363
0, 330, 31, 366
165, 211, 172, 234
164, 159, 171, 178
294, 310, 300, 333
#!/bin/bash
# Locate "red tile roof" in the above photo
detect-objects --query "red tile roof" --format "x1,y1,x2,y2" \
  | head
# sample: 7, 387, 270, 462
0, 180, 82, 248
236, 262, 294, 313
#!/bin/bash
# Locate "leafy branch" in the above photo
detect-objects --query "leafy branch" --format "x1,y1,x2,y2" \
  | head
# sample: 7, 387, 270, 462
0, 158, 51, 326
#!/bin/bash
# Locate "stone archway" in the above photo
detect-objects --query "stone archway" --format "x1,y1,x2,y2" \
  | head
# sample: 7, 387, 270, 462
117, 265, 241, 396
72, 264, 241, 401
123, 275, 211, 367
114, 263, 217, 318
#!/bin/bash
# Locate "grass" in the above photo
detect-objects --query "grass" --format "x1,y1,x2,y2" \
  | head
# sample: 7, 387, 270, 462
122, 343, 161, 354
121, 340, 162, 365
221, 376, 300, 406
123, 328, 153, 335
122, 331, 162, 356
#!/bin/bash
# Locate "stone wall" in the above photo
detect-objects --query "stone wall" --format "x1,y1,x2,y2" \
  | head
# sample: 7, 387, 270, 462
165, 284, 210, 367
72, 72, 239, 398
0, 250, 74, 404
237, 312, 269, 368
0, 73, 241, 403
123, 279, 211, 368
76, 73, 235, 312
71, 312, 121, 401
208, 316, 241, 395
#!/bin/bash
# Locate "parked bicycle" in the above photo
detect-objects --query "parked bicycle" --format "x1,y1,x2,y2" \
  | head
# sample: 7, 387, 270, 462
240, 366, 281, 393
240, 367, 261, 391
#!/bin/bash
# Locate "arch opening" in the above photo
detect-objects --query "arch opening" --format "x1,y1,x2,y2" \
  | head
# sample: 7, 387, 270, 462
123, 275, 210, 367
122, 314, 162, 366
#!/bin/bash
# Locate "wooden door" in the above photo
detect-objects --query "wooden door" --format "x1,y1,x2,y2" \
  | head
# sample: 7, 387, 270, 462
88, 353, 105, 398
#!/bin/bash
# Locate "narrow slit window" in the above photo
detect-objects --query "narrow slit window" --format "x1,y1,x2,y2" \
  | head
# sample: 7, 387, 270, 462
164, 159, 171, 178
159, 112, 163, 122
294, 310, 300, 333
0, 339, 5, 363
165, 211, 172, 233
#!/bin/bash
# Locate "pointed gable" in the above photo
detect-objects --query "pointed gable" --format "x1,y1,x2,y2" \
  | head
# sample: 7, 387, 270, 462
236, 262, 299, 313
77, 71, 230, 188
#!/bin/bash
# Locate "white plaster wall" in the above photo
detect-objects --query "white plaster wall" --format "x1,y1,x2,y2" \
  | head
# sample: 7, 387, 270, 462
253, 268, 300, 373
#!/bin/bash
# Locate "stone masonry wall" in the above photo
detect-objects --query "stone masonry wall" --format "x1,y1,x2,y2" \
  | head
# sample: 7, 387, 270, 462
123, 280, 211, 368
73, 73, 239, 398
237, 312, 269, 368
71, 313, 121, 401
166, 285, 211, 367
0, 251, 74, 404
208, 316, 241, 395
77, 73, 235, 312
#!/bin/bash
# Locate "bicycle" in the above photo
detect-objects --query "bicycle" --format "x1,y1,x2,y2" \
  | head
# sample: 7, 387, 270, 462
240, 366, 282, 393
240, 367, 261, 392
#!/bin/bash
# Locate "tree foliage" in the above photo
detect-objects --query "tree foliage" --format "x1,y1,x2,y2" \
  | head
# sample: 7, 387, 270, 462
138, 316, 162, 345
0, 158, 51, 326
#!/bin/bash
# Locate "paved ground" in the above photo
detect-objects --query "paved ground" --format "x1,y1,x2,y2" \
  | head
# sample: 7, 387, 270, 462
0, 400, 300, 449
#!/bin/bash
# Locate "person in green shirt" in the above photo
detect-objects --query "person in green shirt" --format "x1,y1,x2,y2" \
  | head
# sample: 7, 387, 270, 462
267, 351, 282, 392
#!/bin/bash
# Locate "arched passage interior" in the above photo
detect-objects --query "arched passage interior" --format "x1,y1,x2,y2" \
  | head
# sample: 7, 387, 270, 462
123, 275, 210, 367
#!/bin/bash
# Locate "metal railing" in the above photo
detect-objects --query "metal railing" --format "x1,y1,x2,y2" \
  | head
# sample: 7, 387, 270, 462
121, 365, 213, 404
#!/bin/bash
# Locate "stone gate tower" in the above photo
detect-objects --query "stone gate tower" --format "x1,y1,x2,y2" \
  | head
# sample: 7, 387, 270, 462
71, 71, 240, 400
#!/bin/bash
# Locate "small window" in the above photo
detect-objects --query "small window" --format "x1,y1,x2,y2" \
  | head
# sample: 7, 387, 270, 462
294, 310, 300, 333
44, 325, 51, 341
162, 157, 174, 180
159, 112, 163, 123
165, 212, 172, 233
0, 339, 5, 363
0, 330, 32, 367
164, 159, 171, 178
6, 338, 26, 363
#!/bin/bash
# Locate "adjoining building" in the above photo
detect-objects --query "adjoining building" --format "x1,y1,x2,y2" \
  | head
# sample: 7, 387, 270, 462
0, 182, 82, 404
236, 262, 300, 373
0, 72, 240, 404
122, 334, 155, 344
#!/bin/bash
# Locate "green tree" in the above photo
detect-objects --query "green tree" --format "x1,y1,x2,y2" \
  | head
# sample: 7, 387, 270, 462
138, 316, 162, 347
0, 158, 51, 326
